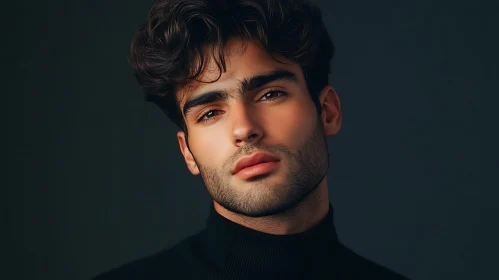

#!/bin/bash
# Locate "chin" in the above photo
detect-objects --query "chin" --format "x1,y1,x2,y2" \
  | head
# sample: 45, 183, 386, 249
220, 187, 309, 218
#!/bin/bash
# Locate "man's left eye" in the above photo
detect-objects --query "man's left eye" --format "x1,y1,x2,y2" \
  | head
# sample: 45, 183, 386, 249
260, 91, 285, 101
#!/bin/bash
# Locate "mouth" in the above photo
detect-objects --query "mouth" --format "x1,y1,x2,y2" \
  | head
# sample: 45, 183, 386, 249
232, 152, 280, 179
234, 160, 280, 180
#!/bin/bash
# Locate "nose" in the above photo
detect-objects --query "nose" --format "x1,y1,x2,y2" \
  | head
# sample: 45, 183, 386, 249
231, 102, 264, 146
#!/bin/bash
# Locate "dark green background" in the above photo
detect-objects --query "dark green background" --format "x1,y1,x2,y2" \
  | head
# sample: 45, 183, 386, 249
6, 0, 494, 279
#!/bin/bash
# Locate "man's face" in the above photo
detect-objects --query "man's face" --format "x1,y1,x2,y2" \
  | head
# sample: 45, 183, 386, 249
177, 39, 339, 217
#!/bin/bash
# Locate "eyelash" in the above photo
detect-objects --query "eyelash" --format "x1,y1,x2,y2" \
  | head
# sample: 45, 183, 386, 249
196, 90, 286, 123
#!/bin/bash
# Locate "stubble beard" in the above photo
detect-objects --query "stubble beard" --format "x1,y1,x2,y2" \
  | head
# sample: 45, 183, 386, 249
196, 117, 329, 217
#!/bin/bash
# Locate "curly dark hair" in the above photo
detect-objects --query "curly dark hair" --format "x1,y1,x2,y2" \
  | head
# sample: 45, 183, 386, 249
128, 0, 334, 133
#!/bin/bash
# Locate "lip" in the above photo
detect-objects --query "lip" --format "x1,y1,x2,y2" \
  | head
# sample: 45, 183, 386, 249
232, 152, 280, 175
234, 161, 280, 180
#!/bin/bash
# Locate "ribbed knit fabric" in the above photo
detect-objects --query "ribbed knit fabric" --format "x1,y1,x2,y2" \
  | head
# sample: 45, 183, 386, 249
93, 203, 410, 279
201, 203, 339, 279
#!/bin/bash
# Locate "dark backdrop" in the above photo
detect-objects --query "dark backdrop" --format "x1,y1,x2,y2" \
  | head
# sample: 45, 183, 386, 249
6, 0, 494, 279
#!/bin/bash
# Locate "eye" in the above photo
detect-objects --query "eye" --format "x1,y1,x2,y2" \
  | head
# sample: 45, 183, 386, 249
259, 90, 286, 101
197, 109, 223, 123
196, 91, 286, 123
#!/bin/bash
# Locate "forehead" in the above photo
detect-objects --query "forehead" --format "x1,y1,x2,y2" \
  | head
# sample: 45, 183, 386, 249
176, 39, 305, 106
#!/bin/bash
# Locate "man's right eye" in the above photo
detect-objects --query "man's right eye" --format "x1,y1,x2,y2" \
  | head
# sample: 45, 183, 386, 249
197, 109, 223, 123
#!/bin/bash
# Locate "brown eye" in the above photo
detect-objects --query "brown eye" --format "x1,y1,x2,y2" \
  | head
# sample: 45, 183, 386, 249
260, 91, 285, 101
197, 109, 222, 123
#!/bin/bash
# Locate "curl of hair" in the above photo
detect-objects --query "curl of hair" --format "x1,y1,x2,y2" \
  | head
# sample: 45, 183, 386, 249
129, 0, 334, 131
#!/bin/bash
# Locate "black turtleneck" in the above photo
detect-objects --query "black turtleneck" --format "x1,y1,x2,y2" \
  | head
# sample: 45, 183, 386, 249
93, 203, 409, 279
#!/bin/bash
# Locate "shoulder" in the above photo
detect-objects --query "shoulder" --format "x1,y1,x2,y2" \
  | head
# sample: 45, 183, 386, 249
91, 233, 203, 280
335, 243, 410, 280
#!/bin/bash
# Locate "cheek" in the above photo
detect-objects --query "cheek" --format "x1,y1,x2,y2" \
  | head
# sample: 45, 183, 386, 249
264, 100, 317, 149
190, 130, 230, 167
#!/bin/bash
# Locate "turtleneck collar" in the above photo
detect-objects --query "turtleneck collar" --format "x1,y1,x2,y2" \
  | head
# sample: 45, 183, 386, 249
201, 203, 339, 278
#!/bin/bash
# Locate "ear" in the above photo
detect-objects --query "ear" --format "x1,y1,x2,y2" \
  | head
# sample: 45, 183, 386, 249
318, 85, 342, 136
176, 131, 200, 175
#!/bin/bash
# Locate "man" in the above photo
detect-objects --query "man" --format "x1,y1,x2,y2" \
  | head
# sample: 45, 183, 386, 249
94, 0, 409, 279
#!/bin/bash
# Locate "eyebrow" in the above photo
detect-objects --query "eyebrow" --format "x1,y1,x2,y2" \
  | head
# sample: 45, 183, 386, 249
182, 70, 298, 118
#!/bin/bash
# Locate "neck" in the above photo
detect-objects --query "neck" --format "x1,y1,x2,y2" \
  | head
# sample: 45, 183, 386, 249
213, 177, 329, 235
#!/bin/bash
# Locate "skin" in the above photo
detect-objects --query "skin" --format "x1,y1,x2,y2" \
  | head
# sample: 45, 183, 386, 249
176, 38, 342, 235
